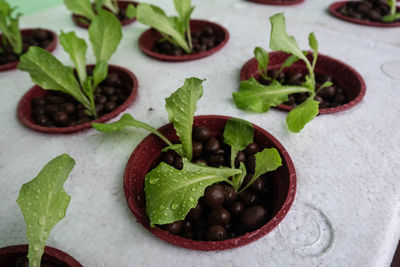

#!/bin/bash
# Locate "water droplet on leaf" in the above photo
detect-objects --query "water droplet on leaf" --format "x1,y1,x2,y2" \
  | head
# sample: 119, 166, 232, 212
39, 216, 45, 226
33, 243, 40, 251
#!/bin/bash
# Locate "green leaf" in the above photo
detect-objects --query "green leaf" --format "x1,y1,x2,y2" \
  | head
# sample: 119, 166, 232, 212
125, 4, 136, 19
308, 32, 318, 69
382, 13, 400, 22
161, 144, 184, 157
165, 78, 204, 161
59, 31, 87, 85
145, 159, 242, 227
101, 0, 119, 14
136, 3, 190, 53
316, 81, 333, 93
286, 97, 319, 133
89, 10, 122, 63
93, 60, 108, 90
0, 1, 22, 55
173, 0, 194, 50
273, 54, 299, 80
64, 0, 96, 21
16, 154, 74, 267
239, 148, 282, 192
232, 162, 247, 191
269, 13, 307, 62
18, 47, 93, 114
223, 118, 254, 168
387, 0, 396, 15
233, 78, 310, 113
92, 113, 173, 146
254, 47, 269, 79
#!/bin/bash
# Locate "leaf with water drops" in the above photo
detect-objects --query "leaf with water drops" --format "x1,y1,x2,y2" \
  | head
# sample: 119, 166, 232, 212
16, 154, 74, 267
145, 158, 241, 227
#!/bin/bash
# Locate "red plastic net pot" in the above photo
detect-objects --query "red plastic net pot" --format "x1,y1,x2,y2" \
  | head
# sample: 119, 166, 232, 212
124, 115, 296, 251
17, 64, 138, 134
240, 51, 366, 114
138, 20, 229, 62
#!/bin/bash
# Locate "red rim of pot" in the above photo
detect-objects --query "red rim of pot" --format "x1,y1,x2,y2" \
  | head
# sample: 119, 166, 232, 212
329, 1, 400, 27
138, 19, 230, 62
240, 51, 366, 114
246, 0, 304, 5
124, 115, 296, 251
0, 28, 57, 72
0, 245, 82, 267
72, 1, 138, 29
17, 64, 138, 134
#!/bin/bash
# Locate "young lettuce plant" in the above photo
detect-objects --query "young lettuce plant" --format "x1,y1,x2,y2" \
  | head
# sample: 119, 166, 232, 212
92, 77, 282, 227
18, 10, 122, 119
16, 154, 75, 267
382, 0, 400, 22
135, 0, 195, 54
64, 0, 136, 23
0, 0, 22, 55
233, 13, 333, 133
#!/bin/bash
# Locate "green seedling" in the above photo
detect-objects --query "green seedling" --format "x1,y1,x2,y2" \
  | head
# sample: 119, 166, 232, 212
134, 0, 195, 53
382, 0, 400, 22
18, 10, 122, 118
17, 154, 75, 267
92, 78, 282, 227
0, 0, 22, 55
233, 13, 333, 133
64, 0, 136, 23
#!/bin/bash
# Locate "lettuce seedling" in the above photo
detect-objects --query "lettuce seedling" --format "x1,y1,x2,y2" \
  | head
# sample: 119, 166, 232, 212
92, 77, 282, 227
382, 0, 400, 22
233, 13, 333, 133
18, 10, 122, 118
135, 0, 195, 53
64, 0, 136, 23
16, 154, 75, 267
0, 0, 22, 55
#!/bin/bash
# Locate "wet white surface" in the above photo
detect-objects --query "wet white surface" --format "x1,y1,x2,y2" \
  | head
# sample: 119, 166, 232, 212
1, 0, 400, 266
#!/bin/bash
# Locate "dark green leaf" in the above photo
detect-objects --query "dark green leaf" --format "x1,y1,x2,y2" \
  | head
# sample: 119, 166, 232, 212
233, 78, 310, 113
223, 118, 254, 168
286, 97, 319, 133
59, 31, 87, 85
64, 0, 96, 21
136, 3, 190, 53
92, 113, 173, 146
89, 10, 122, 64
18, 47, 93, 114
125, 4, 136, 19
165, 78, 204, 161
254, 47, 269, 79
17, 154, 74, 267
239, 148, 282, 192
145, 159, 241, 226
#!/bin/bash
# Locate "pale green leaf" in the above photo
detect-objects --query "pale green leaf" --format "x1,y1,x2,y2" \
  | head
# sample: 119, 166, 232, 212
145, 159, 241, 227
308, 32, 318, 69
382, 13, 400, 22
254, 46, 269, 79
101, 0, 119, 14
223, 118, 254, 168
165, 77, 204, 161
273, 54, 299, 80
125, 4, 136, 19
59, 31, 87, 85
17, 47, 92, 112
136, 3, 190, 53
233, 78, 310, 113
239, 148, 282, 192
161, 144, 184, 157
269, 13, 307, 62
64, 0, 96, 21
16, 154, 74, 267
286, 97, 319, 133
93, 60, 108, 90
92, 113, 173, 146
89, 10, 122, 63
